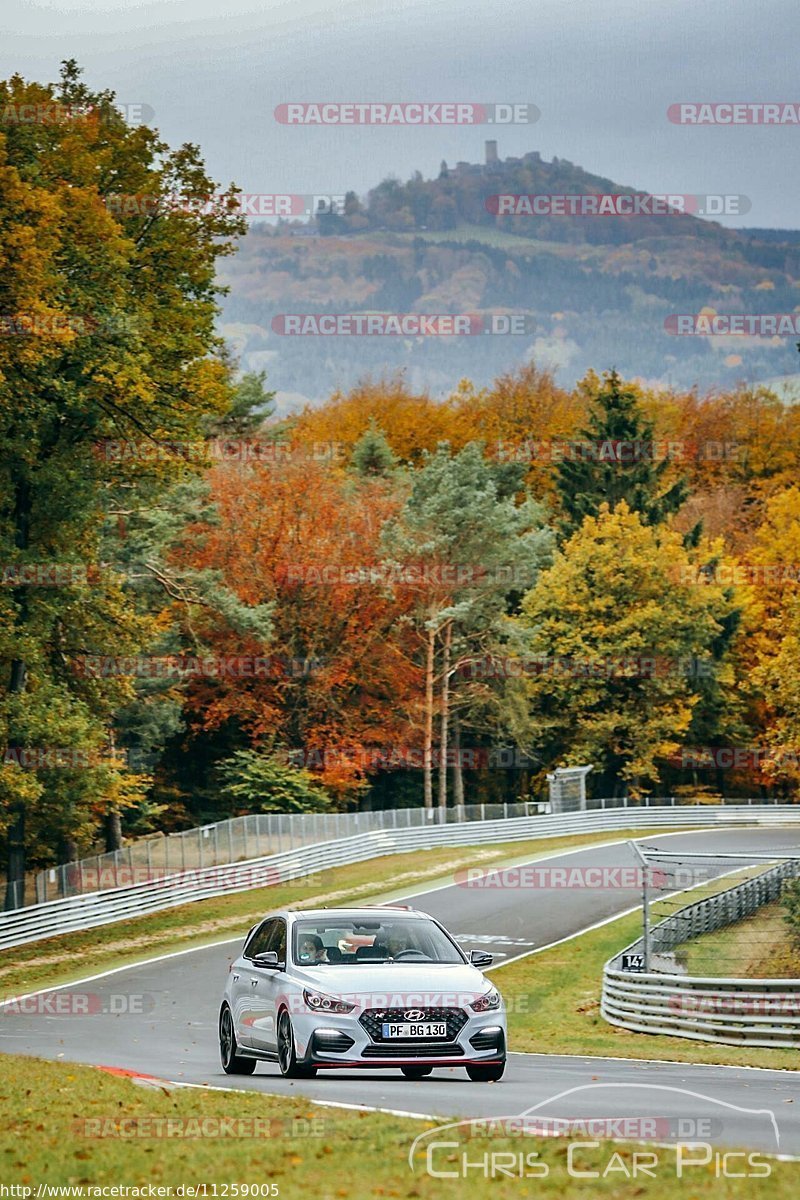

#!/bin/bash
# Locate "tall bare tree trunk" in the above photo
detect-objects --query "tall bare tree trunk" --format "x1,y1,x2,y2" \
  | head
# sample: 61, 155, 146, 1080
60, 837, 79, 863
105, 811, 123, 853
423, 626, 435, 809
4, 796, 25, 911
5, 475, 31, 910
438, 621, 452, 813
452, 710, 464, 808
104, 730, 123, 852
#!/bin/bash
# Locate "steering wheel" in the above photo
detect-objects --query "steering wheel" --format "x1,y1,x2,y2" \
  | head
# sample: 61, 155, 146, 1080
391, 949, 427, 960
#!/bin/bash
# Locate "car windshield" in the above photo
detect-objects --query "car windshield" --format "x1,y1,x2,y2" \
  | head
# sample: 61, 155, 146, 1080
292, 916, 465, 965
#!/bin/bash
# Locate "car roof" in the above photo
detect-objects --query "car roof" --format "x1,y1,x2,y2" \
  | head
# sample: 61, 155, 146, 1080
285, 906, 427, 920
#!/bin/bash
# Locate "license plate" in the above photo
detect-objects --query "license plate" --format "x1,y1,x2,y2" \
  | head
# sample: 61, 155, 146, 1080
381, 1022, 448, 1039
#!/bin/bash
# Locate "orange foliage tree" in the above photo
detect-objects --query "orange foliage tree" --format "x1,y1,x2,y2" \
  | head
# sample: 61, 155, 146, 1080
288, 377, 465, 465
175, 456, 422, 799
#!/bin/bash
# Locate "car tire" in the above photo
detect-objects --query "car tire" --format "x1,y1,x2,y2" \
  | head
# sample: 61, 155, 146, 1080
400, 1066, 433, 1080
277, 1010, 317, 1079
466, 1060, 506, 1082
219, 1005, 256, 1075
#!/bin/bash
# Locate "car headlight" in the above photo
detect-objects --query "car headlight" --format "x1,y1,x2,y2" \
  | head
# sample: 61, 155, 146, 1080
470, 989, 501, 1012
303, 988, 355, 1014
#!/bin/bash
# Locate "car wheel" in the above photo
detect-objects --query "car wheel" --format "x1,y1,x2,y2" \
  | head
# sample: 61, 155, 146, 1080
401, 1066, 433, 1080
219, 1005, 256, 1075
277, 1010, 317, 1079
466, 1060, 506, 1082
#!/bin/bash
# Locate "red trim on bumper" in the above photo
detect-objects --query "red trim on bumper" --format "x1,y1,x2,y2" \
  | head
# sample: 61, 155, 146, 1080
311, 1057, 504, 1068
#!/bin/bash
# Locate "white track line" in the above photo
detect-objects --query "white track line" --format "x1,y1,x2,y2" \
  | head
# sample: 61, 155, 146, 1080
506, 1051, 800, 1075
100, 1074, 800, 1160
490, 853, 753, 969
116, 1075, 439, 1122
376, 831, 680, 903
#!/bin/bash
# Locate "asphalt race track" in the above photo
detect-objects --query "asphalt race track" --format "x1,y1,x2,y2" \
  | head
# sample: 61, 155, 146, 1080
2, 827, 799, 1154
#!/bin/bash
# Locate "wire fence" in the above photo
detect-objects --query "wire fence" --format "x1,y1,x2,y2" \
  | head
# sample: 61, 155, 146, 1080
13, 793, 790, 909
5, 804, 800, 951
28, 802, 537, 907
629, 849, 800, 977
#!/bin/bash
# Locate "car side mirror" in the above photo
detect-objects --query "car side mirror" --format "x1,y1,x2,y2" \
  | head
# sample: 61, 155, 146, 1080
469, 950, 493, 968
253, 951, 282, 969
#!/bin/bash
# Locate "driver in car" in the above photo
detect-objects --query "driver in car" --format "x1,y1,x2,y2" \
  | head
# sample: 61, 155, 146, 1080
386, 928, 413, 958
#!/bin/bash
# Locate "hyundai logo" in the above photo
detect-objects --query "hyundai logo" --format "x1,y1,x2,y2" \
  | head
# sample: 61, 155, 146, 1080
404, 1009, 425, 1021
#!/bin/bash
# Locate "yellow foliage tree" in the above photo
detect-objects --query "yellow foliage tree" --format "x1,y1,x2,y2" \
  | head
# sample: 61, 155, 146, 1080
511, 502, 739, 795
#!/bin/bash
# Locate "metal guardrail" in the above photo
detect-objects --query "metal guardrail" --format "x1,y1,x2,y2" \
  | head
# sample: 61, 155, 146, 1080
32, 802, 539, 905
2, 803, 799, 952
602, 860, 800, 1048
30, 794, 785, 905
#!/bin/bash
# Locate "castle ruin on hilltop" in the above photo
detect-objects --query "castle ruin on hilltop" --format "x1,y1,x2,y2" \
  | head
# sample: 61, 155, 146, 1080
441, 142, 573, 177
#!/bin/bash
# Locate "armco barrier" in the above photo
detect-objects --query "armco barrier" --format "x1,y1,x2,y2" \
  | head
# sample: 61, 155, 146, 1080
32, 802, 538, 904
602, 969, 800, 1048
31, 795, 785, 904
2, 804, 799, 952
602, 860, 800, 1048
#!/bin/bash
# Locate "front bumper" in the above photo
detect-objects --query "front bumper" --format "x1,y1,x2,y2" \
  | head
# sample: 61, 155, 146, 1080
291, 1007, 507, 1068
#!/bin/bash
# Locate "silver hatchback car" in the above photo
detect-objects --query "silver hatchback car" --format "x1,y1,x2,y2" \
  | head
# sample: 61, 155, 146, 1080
219, 906, 507, 1081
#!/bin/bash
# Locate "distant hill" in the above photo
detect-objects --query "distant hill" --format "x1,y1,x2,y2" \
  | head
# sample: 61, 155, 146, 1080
218, 145, 800, 406
740, 228, 800, 246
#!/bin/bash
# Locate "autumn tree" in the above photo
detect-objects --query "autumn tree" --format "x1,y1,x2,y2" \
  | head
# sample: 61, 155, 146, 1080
746, 487, 800, 790
0, 62, 244, 903
288, 377, 465, 464
648, 384, 800, 553
555, 370, 689, 539
381, 444, 552, 810
173, 455, 420, 806
511, 503, 737, 796
451, 364, 584, 502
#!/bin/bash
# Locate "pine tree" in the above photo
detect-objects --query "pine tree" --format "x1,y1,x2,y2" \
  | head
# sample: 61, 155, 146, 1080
381, 443, 552, 809
206, 371, 276, 438
350, 420, 398, 477
555, 370, 689, 538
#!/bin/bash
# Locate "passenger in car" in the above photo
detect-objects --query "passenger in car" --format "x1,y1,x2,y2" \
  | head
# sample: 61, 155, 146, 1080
299, 934, 329, 963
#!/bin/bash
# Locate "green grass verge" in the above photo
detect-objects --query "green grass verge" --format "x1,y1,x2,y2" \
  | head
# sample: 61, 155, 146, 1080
683, 901, 800, 978
1, 828, 682, 999
495, 909, 798, 1070
0, 1055, 794, 1195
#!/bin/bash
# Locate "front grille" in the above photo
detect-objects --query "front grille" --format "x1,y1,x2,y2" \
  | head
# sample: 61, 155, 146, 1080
362, 1042, 465, 1058
359, 1007, 468, 1043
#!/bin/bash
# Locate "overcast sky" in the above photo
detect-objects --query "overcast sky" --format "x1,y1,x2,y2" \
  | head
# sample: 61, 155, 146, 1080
3, 0, 798, 228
